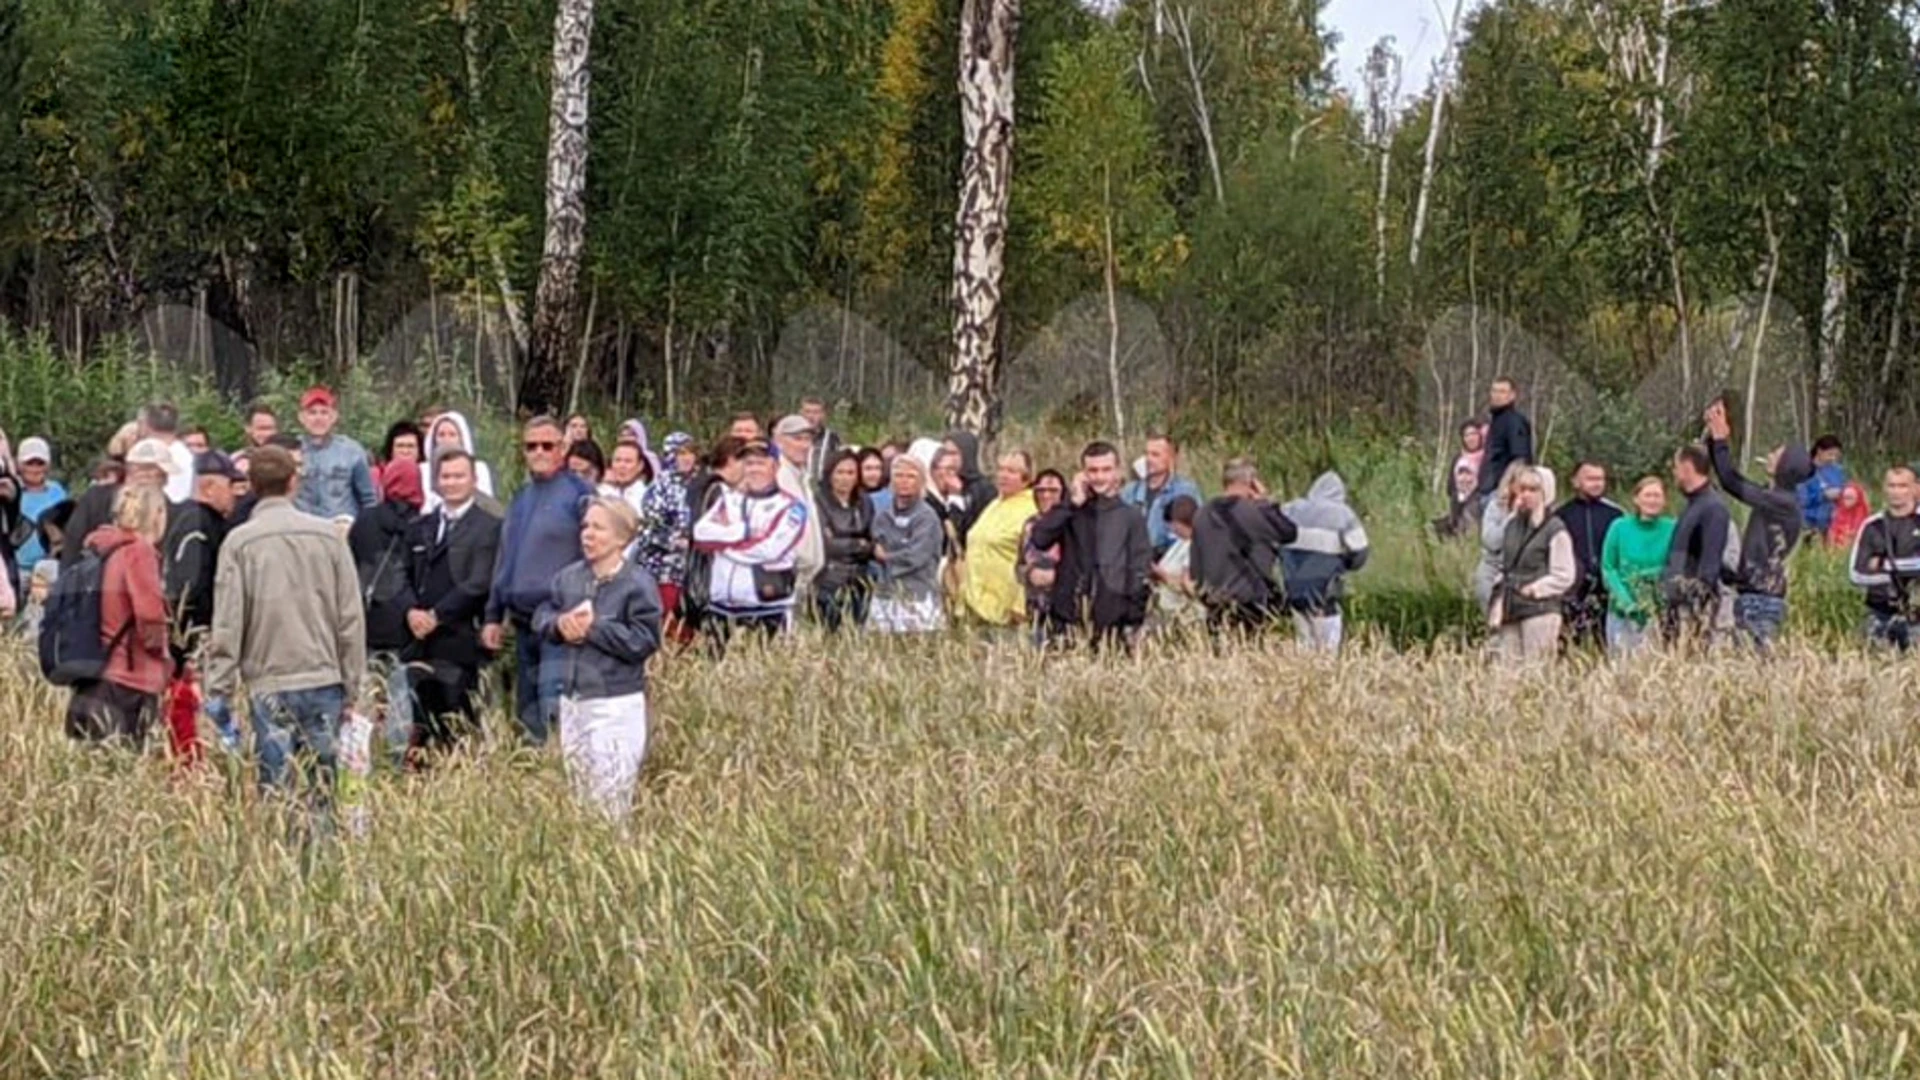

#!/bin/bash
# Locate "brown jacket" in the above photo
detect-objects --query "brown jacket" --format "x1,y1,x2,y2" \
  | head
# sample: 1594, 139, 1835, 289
204, 497, 366, 700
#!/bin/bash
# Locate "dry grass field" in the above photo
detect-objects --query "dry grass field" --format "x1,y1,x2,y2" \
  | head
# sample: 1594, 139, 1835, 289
5, 635, 1920, 1077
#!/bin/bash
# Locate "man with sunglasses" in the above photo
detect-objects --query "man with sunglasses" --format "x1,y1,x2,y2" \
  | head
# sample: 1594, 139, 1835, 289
482, 416, 591, 744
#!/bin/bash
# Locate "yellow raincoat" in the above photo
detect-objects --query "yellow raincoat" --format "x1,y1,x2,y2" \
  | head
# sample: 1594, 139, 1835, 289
962, 489, 1036, 626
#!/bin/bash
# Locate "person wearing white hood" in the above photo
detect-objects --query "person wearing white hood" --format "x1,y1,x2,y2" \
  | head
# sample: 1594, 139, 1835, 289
424, 412, 496, 509
1490, 465, 1573, 662
1279, 471, 1370, 652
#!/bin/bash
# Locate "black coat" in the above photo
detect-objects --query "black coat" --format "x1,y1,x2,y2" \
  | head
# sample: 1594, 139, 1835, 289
1190, 495, 1299, 609
348, 499, 421, 653
1028, 494, 1152, 632
161, 499, 228, 638
407, 503, 503, 670
1555, 496, 1623, 600
815, 488, 874, 591
1476, 404, 1535, 497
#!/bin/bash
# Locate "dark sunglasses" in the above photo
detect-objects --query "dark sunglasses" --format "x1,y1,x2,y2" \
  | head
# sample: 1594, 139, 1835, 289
524, 440, 559, 452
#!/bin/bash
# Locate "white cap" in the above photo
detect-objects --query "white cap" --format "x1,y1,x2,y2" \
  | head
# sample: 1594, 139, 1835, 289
17, 437, 50, 464
126, 438, 186, 476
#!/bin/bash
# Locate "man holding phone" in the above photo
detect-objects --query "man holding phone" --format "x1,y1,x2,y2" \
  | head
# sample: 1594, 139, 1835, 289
1027, 441, 1152, 650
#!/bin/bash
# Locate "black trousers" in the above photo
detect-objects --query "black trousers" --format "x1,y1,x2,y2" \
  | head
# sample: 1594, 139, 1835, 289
412, 661, 481, 752
66, 680, 158, 749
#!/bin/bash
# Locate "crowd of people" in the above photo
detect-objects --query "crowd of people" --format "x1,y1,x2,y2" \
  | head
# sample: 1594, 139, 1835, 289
0, 392, 1371, 826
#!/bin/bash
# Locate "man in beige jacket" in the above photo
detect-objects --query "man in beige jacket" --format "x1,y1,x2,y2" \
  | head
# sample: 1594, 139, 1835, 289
204, 446, 365, 833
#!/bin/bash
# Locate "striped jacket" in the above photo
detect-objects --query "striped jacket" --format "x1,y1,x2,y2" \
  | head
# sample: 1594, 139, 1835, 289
1280, 472, 1370, 614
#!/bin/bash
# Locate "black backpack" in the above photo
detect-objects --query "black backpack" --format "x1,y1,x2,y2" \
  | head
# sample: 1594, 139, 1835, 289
37, 545, 129, 686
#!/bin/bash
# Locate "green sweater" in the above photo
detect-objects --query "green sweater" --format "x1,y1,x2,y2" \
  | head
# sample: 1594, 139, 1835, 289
1601, 514, 1677, 621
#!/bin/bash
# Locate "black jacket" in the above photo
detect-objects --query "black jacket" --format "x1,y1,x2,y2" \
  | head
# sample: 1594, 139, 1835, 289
1476, 403, 1534, 497
533, 558, 663, 700
1709, 437, 1812, 597
1190, 495, 1299, 608
1851, 510, 1920, 617
161, 499, 228, 638
407, 502, 502, 669
1556, 495, 1623, 602
1028, 493, 1152, 631
62, 482, 119, 564
348, 499, 421, 653
944, 431, 997, 543
1665, 485, 1731, 611
815, 487, 874, 591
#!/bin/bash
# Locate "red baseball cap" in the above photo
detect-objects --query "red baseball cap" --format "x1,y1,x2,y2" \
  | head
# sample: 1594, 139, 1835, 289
301, 386, 337, 410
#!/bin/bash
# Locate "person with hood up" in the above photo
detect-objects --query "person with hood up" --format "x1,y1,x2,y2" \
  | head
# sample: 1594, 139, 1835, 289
1830, 480, 1872, 548
1280, 471, 1370, 652
635, 433, 696, 623
1703, 399, 1811, 650
1190, 457, 1298, 637
1850, 465, 1920, 649
1491, 466, 1572, 662
1555, 461, 1623, 649
425, 411, 496, 509
941, 431, 999, 544
1028, 441, 1152, 650
1476, 376, 1534, 498
961, 451, 1038, 628
68, 486, 173, 747
617, 419, 665, 479
1599, 476, 1676, 656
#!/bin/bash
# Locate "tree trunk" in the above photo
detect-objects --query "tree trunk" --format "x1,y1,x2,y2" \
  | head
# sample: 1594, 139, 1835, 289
1409, 0, 1466, 273
945, 0, 1020, 439
521, 0, 597, 416
1102, 166, 1125, 441
1817, 188, 1848, 425
1170, 4, 1224, 207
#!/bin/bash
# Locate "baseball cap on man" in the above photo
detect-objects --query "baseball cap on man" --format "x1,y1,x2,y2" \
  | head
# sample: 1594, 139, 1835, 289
773, 415, 813, 439
738, 438, 773, 458
126, 438, 186, 475
195, 450, 244, 481
17, 437, 50, 465
301, 385, 337, 410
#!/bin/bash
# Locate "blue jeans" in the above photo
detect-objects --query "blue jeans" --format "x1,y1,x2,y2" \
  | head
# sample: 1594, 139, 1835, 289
1734, 594, 1787, 651
1867, 612, 1915, 651
1605, 612, 1651, 656
250, 685, 346, 839
513, 618, 560, 746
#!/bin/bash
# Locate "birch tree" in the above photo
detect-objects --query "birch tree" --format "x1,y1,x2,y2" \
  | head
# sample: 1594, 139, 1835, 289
522, 0, 596, 414
947, 0, 1019, 437
1409, 0, 1466, 274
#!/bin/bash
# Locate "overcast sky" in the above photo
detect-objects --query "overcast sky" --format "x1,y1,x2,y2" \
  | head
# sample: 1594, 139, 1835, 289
1323, 0, 1481, 102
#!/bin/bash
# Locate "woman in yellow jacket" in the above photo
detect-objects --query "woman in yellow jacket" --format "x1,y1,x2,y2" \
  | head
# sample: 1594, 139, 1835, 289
961, 450, 1038, 627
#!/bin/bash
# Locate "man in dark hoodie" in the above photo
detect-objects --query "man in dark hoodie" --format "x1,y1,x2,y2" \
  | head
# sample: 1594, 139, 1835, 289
1028, 441, 1152, 650
1476, 376, 1535, 498
1703, 399, 1811, 650
1555, 461, 1623, 649
942, 431, 998, 544
1190, 457, 1299, 637
1664, 443, 1732, 645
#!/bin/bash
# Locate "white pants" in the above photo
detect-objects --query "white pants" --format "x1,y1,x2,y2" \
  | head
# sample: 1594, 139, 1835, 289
1494, 614, 1562, 662
1292, 612, 1344, 653
559, 692, 649, 821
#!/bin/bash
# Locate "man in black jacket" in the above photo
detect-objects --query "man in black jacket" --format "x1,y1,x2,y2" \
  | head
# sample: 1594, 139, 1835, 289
163, 451, 242, 647
1555, 461, 1622, 649
1028, 441, 1152, 650
1664, 443, 1732, 646
1476, 376, 1535, 498
1850, 466, 1920, 650
1703, 399, 1811, 651
1190, 457, 1299, 637
404, 450, 502, 756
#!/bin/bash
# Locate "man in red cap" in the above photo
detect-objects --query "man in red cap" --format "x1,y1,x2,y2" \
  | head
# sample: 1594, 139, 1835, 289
294, 385, 376, 523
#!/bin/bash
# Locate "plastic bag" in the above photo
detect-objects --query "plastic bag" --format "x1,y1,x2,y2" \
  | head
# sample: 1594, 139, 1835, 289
338, 710, 375, 838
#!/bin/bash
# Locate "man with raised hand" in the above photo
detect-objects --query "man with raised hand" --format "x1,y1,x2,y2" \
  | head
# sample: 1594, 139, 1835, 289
293, 386, 377, 523
1476, 376, 1534, 499
1850, 466, 1920, 650
1122, 433, 1203, 560
1190, 456, 1298, 638
483, 416, 591, 746
1702, 398, 1812, 651
1029, 440, 1153, 650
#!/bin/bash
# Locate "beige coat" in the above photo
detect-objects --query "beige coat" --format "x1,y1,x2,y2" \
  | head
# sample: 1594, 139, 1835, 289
204, 498, 367, 700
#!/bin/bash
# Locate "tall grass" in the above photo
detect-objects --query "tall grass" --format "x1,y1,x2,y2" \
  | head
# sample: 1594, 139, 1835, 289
5, 635, 1920, 1077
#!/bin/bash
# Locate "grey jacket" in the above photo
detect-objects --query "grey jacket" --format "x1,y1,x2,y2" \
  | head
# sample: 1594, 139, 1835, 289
533, 559, 663, 701
205, 497, 367, 700
872, 494, 944, 602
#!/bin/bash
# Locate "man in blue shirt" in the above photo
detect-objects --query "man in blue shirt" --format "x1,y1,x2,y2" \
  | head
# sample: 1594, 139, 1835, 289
13, 437, 68, 578
294, 386, 377, 522
482, 416, 591, 745
1800, 434, 1847, 537
1122, 433, 1203, 558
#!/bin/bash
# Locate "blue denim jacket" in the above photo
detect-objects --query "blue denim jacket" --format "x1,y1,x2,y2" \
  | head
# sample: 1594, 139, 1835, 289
295, 434, 377, 521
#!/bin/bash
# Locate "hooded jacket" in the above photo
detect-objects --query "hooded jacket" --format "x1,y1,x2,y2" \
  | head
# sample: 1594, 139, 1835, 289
943, 431, 998, 544
1830, 481, 1871, 548
1708, 437, 1812, 597
348, 460, 425, 652
1476, 402, 1534, 497
1280, 473, 1370, 614
1191, 493, 1299, 610
425, 411, 497, 509
1027, 492, 1152, 631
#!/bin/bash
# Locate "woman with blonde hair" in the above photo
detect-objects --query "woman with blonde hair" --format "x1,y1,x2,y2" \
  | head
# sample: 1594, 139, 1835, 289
961, 450, 1037, 627
1491, 465, 1573, 661
1473, 461, 1532, 614
67, 485, 172, 746
534, 496, 663, 821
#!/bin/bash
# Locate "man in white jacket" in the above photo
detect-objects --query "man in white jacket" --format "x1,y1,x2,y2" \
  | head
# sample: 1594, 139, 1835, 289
693, 440, 808, 642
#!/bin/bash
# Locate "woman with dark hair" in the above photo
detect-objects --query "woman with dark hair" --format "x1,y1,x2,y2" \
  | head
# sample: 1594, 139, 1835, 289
377, 420, 424, 488
1019, 469, 1068, 647
564, 414, 594, 452
672, 436, 748, 632
815, 448, 875, 632
567, 439, 608, 487
855, 447, 888, 508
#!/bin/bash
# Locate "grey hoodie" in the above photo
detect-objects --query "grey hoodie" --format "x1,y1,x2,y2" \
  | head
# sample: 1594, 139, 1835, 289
1708, 438, 1812, 597
1280, 472, 1371, 613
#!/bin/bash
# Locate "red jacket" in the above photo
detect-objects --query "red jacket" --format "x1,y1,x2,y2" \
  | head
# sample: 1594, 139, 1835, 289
88, 526, 172, 695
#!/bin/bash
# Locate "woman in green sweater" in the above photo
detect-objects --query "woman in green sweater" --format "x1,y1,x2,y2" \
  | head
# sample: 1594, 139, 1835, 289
1600, 475, 1677, 655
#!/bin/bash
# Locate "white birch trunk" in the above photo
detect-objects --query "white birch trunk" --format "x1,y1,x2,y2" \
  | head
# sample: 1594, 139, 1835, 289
946, 0, 1020, 438
524, 0, 597, 413
1170, 4, 1225, 207
1409, 0, 1467, 272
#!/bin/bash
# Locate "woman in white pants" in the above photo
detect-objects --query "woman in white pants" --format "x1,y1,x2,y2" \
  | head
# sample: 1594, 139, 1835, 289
1491, 466, 1574, 662
534, 497, 664, 821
